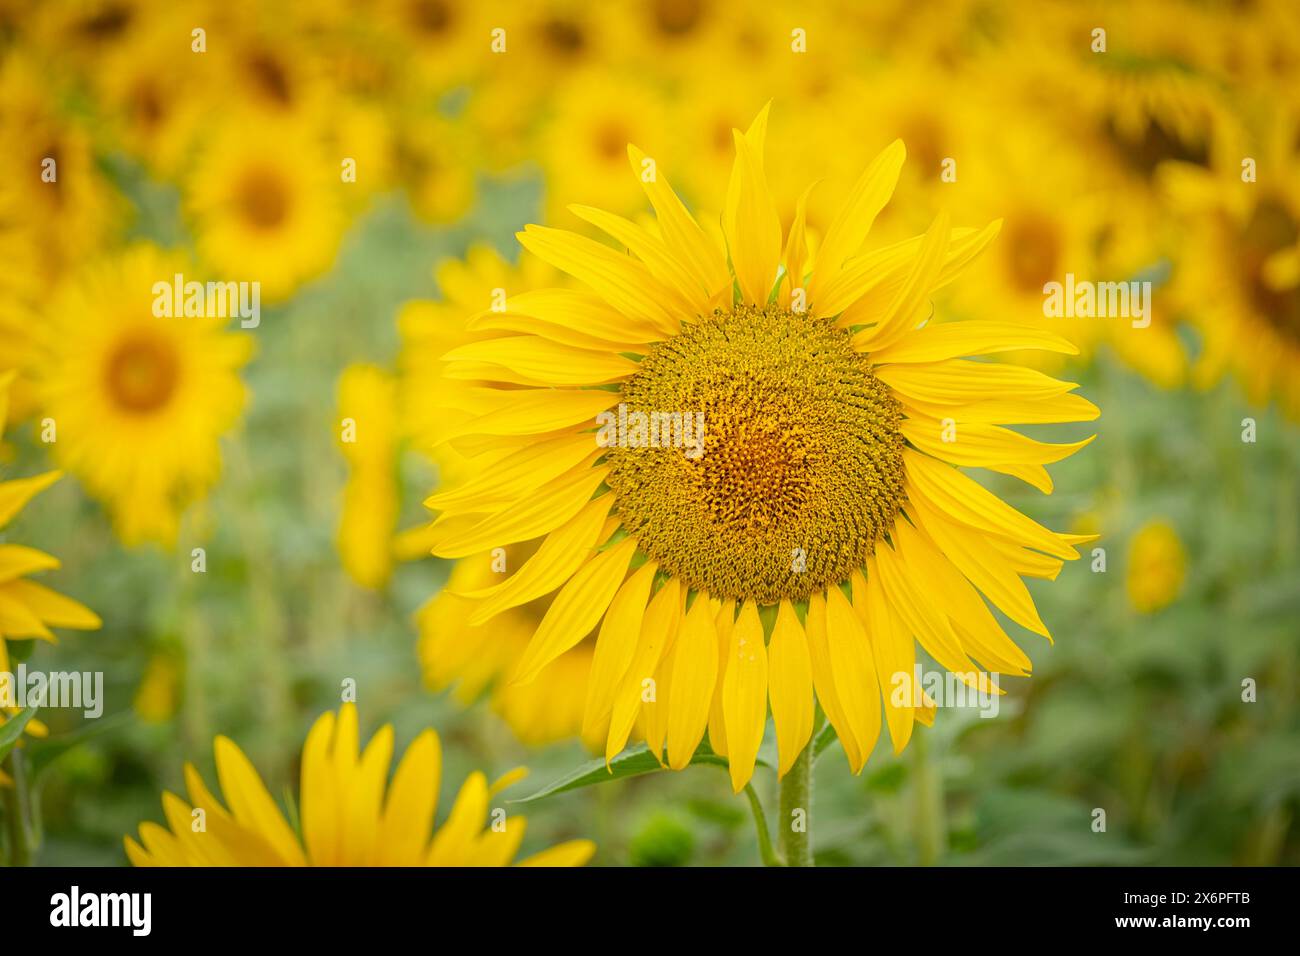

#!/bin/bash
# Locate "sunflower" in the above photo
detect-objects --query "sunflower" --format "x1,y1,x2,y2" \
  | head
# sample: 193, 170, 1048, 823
186, 113, 346, 303
1160, 105, 1300, 418
417, 553, 596, 748
336, 363, 400, 590
0, 53, 119, 280
1126, 519, 1186, 615
38, 244, 252, 546
125, 704, 596, 867
424, 105, 1098, 792
0, 369, 101, 773
397, 245, 598, 746
540, 71, 672, 226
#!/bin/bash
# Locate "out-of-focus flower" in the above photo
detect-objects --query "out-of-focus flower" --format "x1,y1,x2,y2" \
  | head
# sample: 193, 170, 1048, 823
186, 114, 346, 303
0, 53, 120, 280
393, 114, 477, 225
37, 245, 252, 546
423, 104, 1098, 792
132, 650, 183, 725
1126, 519, 1187, 614
126, 704, 596, 866
394, 242, 559, 502
540, 71, 672, 225
1161, 106, 1300, 419
336, 364, 399, 591
417, 550, 597, 748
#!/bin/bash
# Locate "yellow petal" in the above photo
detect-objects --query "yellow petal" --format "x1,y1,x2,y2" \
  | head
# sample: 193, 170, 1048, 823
859, 567, 915, 754
606, 577, 681, 764
214, 736, 306, 866
517, 838, 596, 867
721, 600, 768, 792
429, 465, 609, 558
512, 537, 638, 685
804, 590, 861, 769
441, 336, 637, 386
627, 144, 730, 299
517, 224, 679, 334
581, 560, 658, 741
808, 139, 904, 305
724, 107, 781, 307
461, 496, 615, 625
767, 599, 814, 777
824, 585, 881, 773
871, 320, 1080, 364
666, 594, 720, 770
0, 471, 62, 529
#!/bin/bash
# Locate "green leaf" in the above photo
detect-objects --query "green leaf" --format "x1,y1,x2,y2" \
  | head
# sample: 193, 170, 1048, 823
0, 707, 37, 764
510, 740, 767, 805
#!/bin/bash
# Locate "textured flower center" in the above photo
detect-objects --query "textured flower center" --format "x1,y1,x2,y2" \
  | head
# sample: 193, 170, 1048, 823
237, 167, 290, 230
1239, 197, 1300, 344
606, 305, 906, 604
105, 333, 179, 414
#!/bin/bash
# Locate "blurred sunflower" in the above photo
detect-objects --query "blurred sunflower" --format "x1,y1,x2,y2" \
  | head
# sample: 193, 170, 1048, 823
424, 105, 1098, 791
1126, 519, 1186, 614
417, 552, 596, 747
541, 71, 672, 225
0, 53, 120, 279
1161, 107, 1300, 418
38, 244, 252, 546
0, 370, 101, 772
125, 704, 595, 866
395, 245, 601, 745
186, 114, 346, 303
336, 363, 400, 591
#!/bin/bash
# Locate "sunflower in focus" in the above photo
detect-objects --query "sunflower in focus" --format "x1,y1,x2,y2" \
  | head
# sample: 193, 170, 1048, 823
423, 105, 1098, 792
0, 370, 101, 772
38, 244, 252, 545
125, 704, 595, 867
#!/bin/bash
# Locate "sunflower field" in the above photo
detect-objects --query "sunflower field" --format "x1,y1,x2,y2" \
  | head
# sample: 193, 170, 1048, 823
1, 0, 1298, 877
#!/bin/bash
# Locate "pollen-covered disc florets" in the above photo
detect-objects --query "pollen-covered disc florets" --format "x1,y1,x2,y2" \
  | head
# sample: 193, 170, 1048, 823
606, 304, 906, 603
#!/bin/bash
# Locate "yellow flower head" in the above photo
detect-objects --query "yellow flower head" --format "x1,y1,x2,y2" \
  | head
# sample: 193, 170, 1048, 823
186, 114, 346, 303
1126, 519, 1187, 615
423, 104, 1098, 792
336, 363, 400, 591
39, 244, 252, 546
125, 704, 595, 867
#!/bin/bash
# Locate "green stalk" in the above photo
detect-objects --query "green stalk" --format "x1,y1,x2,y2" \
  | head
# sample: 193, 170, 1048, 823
3, 750, 31, 866
778, 740, 815, 866
913, 729, 946, 866
742, 783, 781, 867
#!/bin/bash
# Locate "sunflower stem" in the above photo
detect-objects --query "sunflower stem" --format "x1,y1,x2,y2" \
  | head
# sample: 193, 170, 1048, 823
779, 730, 819, 867
742, 783, 781, 867
913, 729, 946, 866
3, 750, 31, 866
